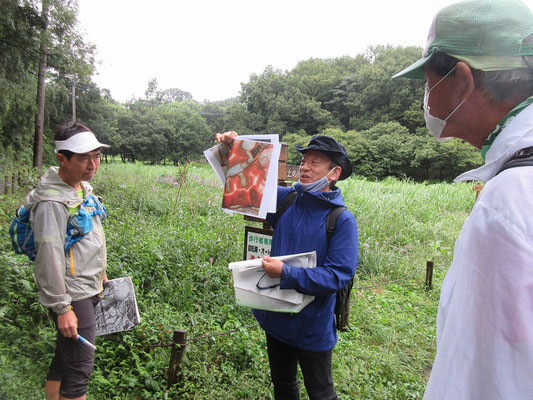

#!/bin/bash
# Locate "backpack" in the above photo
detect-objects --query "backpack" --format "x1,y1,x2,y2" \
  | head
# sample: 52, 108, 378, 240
272, 190, 354, 330
9, 194, 107, 261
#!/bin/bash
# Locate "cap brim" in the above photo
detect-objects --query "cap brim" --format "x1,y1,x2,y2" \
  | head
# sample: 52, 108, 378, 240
392, 55, 430, 79
55, 131, 110, 154
295, 144, 313, 153
70, 143, 110, 153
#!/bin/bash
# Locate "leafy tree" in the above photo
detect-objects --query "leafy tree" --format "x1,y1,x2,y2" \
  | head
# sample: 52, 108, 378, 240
222, 103, 260, 135
237, 47, 425, 142
406, 132, 442, 179
112, 98, 212, 165
240, 65, 336, 136
200, 99, 236, 134
0, 0, 95, 170
0, 14, 484, 184
291, 56, 367, 104
134, 113, 169, 165
145, 78, 159, 103
35, 0, 95, 168
281, 131, 309, 165
159, 87, 193, 103
432, 139, 483, 181
144, 78, 193, 106
360, 122, 413, 179
114, 106, 139, 162
329, 45, 424, 132
154, 101, 212, 164
0, 0, 41, 170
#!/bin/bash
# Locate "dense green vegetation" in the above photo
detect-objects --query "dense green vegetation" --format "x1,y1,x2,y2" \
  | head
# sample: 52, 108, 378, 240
0, 162, 476, 399
1, 0, 482, 181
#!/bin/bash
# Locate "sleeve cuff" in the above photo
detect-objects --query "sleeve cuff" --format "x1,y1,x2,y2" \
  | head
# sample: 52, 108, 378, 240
280, 263, 294, 289
54, 304, 72, 315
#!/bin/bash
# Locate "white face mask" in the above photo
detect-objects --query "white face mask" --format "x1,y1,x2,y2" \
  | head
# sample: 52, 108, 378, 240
423, 66, 465, 142
296, 167, 337, 192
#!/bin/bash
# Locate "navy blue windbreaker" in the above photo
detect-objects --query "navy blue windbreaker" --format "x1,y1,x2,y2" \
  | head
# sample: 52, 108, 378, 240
253, 185, 358, 351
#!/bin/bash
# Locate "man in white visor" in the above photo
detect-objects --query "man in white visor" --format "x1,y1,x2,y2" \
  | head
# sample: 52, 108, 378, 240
23, 121, 109, 400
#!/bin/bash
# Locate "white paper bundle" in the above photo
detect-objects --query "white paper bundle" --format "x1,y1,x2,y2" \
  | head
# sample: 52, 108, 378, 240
228, 251, 316, 313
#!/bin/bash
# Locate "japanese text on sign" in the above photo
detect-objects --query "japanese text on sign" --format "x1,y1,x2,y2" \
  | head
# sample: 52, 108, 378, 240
245, 228, 273, 260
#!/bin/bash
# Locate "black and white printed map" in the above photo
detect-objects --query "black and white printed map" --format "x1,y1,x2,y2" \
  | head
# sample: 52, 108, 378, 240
95, 277, 140, 336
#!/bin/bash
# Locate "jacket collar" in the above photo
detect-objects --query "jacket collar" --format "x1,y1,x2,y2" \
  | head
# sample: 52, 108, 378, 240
25, 167, 93, 208
455, 103, 533, 183
294, 184, 346, 207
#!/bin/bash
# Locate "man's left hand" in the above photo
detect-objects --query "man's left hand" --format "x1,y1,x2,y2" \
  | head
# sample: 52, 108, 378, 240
262, 255, 283, 278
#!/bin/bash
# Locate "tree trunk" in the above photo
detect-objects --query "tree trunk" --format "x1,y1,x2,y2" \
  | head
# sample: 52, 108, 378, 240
71, 78, 76, 122
33, 0, 49, 171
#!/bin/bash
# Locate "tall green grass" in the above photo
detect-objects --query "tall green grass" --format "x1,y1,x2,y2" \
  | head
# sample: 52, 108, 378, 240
0, 162, 475, 399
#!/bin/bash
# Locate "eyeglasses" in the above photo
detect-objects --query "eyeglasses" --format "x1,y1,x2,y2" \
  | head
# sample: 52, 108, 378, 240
256, 273, 280, 290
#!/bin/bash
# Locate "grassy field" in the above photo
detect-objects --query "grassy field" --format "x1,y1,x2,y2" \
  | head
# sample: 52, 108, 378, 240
0, 162, 476, 399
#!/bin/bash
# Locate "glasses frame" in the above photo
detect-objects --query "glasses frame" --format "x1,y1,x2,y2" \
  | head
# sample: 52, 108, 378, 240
256, 272, 280, 290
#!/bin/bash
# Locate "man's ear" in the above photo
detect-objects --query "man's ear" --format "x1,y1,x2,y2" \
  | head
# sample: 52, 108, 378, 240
56, 153, 66, 166
454, 62, 475, 101
329, 165, 342, 182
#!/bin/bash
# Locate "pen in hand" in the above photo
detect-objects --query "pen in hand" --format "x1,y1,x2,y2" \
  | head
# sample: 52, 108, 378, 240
77, 335, 97, 351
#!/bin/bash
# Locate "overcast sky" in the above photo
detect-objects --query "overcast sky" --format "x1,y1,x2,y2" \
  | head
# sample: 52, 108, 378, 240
77, 0, 533, 103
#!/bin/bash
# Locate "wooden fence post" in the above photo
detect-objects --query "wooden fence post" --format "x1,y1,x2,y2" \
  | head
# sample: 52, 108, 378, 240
473, 184, 484, 200
425, 261, 434, 291
167, 330, 187, 388
1, 169, 32, 195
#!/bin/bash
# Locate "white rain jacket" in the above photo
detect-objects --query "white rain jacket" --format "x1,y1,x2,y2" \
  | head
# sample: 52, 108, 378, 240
424, 104, 533, 399
25, 167, 107, 315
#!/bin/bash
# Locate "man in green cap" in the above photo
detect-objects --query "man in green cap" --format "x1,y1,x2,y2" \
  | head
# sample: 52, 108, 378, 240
393, 0, 533, 399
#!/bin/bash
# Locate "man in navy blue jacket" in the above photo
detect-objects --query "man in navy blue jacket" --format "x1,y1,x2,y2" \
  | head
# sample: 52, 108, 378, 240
217, 132, 358, 400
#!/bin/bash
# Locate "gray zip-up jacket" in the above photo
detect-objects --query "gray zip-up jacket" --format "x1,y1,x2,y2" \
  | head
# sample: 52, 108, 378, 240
25, 167, 107, 315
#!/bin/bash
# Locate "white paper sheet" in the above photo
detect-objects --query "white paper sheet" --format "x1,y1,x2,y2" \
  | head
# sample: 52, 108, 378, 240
228, 251, 316, 313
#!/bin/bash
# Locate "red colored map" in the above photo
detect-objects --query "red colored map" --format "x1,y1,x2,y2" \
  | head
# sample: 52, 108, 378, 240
222, 139, 273, 215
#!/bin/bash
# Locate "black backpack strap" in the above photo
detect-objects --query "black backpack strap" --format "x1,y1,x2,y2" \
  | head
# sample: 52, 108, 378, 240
497, 146, 533, 175
335, 277, 354, 329
326, 206, 346, 245
325, 205, 354, 330
272, 190, 298, 228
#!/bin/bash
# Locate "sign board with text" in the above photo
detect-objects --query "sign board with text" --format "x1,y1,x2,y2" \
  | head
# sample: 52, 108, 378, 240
244, 226, 273, 260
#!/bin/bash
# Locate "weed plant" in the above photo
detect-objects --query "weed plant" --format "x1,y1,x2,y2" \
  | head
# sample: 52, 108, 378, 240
0, 162, 475, 399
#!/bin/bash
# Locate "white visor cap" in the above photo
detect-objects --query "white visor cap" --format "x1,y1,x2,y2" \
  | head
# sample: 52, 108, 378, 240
55, 131, 110, 154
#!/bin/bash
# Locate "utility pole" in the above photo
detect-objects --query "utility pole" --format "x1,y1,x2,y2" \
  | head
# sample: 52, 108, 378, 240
72, 78, 76, 122
33, 0, 49, 170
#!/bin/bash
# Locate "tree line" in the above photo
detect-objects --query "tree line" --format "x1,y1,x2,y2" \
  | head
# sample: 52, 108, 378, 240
1, 0, 482, 181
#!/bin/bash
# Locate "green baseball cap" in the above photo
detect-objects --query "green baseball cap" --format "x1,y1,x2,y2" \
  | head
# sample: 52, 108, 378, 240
393, 0, 533, 79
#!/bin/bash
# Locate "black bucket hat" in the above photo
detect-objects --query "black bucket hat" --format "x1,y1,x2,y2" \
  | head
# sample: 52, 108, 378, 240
295, 135, 353, 180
